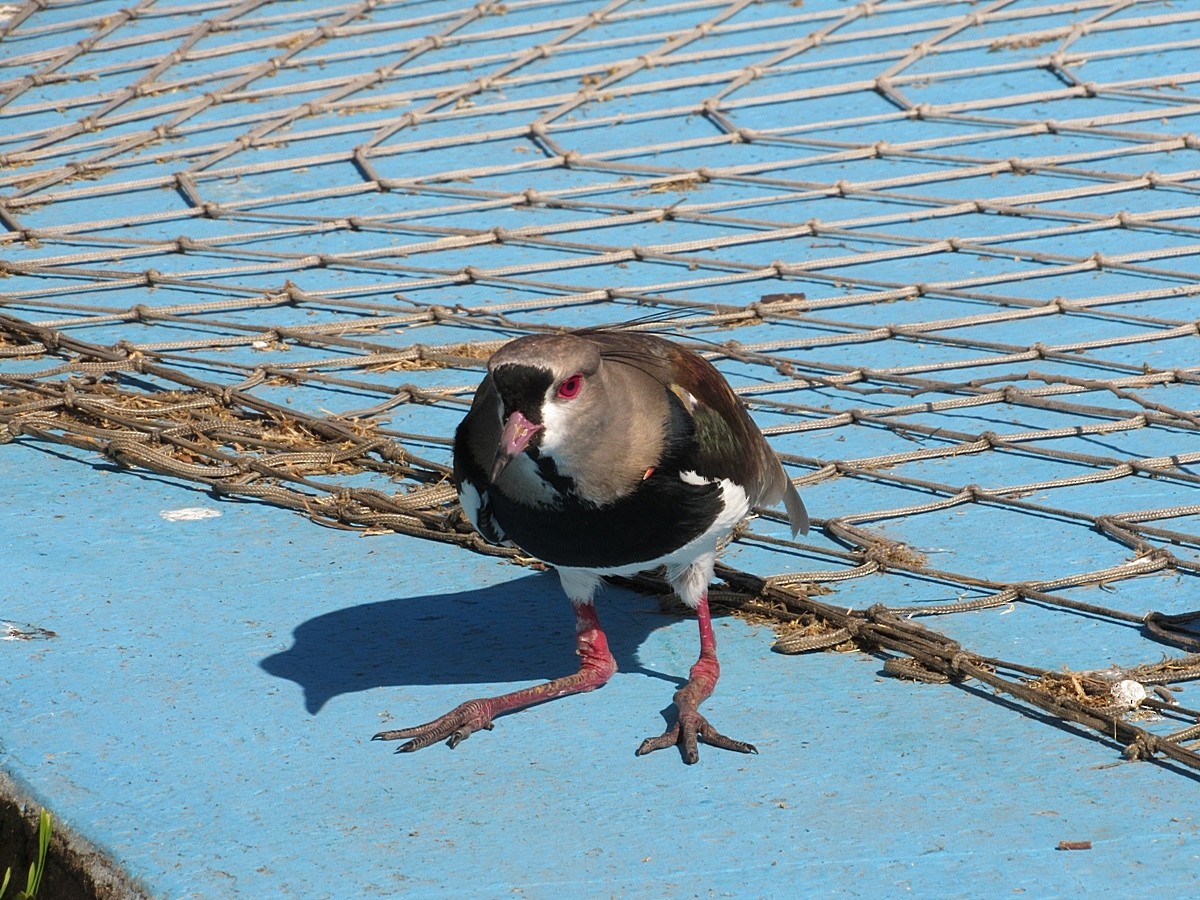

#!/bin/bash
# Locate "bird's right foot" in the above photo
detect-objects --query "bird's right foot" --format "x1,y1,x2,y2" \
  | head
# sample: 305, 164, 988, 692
373, 698, 496, 752
374, 608, 616, 755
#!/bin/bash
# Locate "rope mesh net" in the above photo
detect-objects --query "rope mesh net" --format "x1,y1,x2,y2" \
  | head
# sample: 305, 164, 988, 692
3, 0, 1200, 772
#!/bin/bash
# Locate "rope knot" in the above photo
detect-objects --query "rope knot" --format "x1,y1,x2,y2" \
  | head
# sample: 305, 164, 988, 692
1123, 732, 1157, 761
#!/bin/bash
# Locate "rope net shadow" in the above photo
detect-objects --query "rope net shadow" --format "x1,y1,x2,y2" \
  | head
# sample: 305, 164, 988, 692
3, 0, 1200, 772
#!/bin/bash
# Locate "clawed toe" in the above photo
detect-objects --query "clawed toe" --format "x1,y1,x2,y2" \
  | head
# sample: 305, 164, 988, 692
636, 711, 757, 764
373, 700, 495, 753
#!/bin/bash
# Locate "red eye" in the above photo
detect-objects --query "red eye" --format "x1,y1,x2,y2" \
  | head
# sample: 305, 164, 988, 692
557, 373, 583, 400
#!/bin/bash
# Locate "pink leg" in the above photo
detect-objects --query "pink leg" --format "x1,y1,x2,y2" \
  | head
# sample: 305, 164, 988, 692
374, 603, 616, 752
636, 593, 757, 764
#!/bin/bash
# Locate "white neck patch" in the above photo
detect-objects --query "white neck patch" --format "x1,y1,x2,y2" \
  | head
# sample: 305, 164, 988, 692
536, 397, 571, 459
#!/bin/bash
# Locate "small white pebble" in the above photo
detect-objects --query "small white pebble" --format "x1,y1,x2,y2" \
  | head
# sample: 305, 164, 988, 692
159, 507, 222, 522
1111, 679, 1147, 708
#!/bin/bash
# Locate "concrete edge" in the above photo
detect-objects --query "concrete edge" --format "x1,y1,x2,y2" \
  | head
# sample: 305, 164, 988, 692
0, 768, 152, 900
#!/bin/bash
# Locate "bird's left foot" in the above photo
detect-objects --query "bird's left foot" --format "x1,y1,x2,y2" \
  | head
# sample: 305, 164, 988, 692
636, 640, 757, 764
636, 707, 758, 764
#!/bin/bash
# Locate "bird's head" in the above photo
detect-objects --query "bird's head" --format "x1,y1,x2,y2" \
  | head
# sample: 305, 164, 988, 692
486, 334, 603, 482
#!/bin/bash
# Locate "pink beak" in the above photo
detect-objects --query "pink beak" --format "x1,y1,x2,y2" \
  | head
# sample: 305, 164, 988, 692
490, 410, 543, 482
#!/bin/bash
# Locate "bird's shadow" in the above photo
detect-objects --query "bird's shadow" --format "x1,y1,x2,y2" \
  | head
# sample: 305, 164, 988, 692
260, 571, 683, 714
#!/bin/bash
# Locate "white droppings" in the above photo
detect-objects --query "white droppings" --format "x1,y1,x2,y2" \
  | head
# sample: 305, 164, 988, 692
1111, 679, 1147, 709
159, 507, 222, 522
3, 622, 56, 641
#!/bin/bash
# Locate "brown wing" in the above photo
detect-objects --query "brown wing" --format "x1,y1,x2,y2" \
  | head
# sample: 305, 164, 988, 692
584, 330, 809, 536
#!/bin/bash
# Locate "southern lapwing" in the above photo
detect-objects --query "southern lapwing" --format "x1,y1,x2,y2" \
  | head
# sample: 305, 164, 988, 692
374, 329, 808, 763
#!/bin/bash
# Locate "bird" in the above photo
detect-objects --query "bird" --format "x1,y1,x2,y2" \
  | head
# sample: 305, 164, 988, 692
373, 328, 808, 763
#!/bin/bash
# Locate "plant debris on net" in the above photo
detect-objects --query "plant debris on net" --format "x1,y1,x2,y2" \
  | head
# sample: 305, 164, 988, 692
3, 0, 1200, 774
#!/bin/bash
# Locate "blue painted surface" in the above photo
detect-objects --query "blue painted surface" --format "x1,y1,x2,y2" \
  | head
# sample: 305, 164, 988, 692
5, 439, 1200, 898
4, 0, 1200, 895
